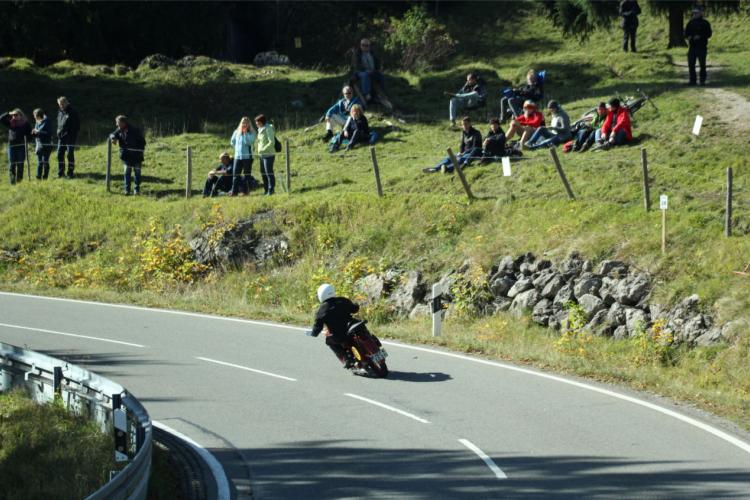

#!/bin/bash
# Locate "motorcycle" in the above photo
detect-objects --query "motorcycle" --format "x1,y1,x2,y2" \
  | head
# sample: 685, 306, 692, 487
308, 320, 389, 378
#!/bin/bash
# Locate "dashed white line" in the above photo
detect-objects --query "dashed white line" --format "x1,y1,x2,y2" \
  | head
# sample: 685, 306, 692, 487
344, 393, 430, 424
196, 356, 297, 382
459, 439, 508, 479
0, 321, 146, 348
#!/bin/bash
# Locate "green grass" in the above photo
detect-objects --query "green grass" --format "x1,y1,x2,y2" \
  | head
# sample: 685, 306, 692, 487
1, 10, 749, 428
0, 390, 117, 499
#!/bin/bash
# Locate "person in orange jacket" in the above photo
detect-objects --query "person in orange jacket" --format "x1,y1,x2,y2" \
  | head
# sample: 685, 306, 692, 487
596, 98, 632, 147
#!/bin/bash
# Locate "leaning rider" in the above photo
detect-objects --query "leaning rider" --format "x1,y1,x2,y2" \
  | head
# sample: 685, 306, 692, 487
309, 284, 360, 368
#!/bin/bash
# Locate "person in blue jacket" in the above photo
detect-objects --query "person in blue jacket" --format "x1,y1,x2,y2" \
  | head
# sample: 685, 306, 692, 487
322, 86, 362, 143
31, 108, 54, 179
230, 116, 256, 196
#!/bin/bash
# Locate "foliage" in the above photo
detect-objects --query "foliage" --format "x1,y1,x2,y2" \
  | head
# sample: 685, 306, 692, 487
555, 301, 594, 356
450, 264, 493, 318
381, 5, 457, 71
630, 318, 677, 366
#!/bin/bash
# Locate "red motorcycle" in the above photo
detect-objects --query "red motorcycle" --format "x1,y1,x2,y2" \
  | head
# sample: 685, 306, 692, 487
345, 320, 389, 378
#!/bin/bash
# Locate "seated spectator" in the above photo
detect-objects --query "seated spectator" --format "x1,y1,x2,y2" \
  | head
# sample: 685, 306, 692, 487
350, 38, 385, 103
595, 98, 632, 148
329, 104, 373, 153
572, 102, 607, 152
322, 86, 363, 142
31, 108, 54, 179
0, 108, 32, 184
500, 69, 543, 123
423, 116, 482, 173
505, 100, 545, 148
446, 72, 486, 127
203, 152, 234, 197
524, 100, 571, 150
480, 118, 506, 164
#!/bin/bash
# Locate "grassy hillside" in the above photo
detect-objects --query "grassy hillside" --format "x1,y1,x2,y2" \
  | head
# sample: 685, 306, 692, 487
1, 9, 749, 427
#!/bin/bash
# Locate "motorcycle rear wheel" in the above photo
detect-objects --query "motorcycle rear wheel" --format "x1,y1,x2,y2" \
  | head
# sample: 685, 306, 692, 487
366, 359, 389, 378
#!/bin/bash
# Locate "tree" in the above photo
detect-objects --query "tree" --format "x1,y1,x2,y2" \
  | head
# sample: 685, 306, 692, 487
648, 1, 739, 48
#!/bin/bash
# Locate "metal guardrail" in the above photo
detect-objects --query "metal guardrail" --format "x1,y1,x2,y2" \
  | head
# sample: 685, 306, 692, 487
0, 341, 152, 499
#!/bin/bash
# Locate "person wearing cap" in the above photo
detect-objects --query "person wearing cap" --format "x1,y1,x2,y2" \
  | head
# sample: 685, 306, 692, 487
524, 100, 572, 150
573, 102, 608, 152
423, 116, 482, 173
322, 86, 363, 143
0, 108, 32, 184
619, 0, 641, 53
203, 152, 235, 197
685, 6, 713, 86
505, 100, 545, 148
446, 72, 486, 127
596, 98, 632, 147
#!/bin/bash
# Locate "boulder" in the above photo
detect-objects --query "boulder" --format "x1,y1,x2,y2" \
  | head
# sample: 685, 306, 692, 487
532, 259, 552, 274
552, 283, 575, 310
389, 271, 426, 316
548, 309, 569, 331
541, 275, 565, 299
138, 54, 175, 70
573, 274, 602, 299
489, 275, 515, 298
675, 314, 712, 345
409, 304, 432, 320
492, 297, 513, 313
355, 274, 385, 303
625, 307, 649, 336
695, 326, 725, 346
560, 251, 584, 275
613, 325, 629, 340
599, 277, 618, 306
598, 260, 629, 278
519, 261, 536, 276
586, 309, 614, 336
532, 268, 556, 290
532, 299, 553, 326
606, 302, 627, 326
253, 51, 290, 66
509, 289, 541, 317
582, 260, 593, 272
495, 255, 516, 275
578, 294, 605, 318
613, 273, 650, 306
507, 277, 534, 298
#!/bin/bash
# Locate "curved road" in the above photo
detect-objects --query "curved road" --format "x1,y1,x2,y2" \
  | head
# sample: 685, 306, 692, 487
1, 291, 749, 499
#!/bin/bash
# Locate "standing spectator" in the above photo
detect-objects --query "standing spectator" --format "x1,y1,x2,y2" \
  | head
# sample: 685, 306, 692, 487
31, 108, 54, 179
110, 115, 146, 196
524, 100, 572, 150
56, 96, 79, 179
480, 118, 507, 163
423, 117, 482, 173
685, 6, 713, 86
446, 72, 486, 127
0, 108, 32, 184
254, 114, 276, 196
230, 116, 255, 196
500, 70, 543, 123
573, 102, 607, 152
350, 38, 385, 103
596, 98, 632, 147
505, 100, 545, 148
203, 152, 234, 197
620, 0, 641, 53
322, 86, 362, 142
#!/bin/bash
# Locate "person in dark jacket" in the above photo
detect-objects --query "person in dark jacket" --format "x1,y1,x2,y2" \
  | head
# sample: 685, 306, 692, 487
500, 69, 543, 123
446, 72, 486, 127
350, 38, 385, 102
31, 108, 54, 179
109, 115, 146, 195
203, 152, 234, 197
308, 283, 360, 368
620, 0, 641, 53
56, 96, 80, 179
481, 118, 507, 163
328, 105, 373, 153
0, 108, 32, 184
423, 117, 482, 173
685, 6, 713, 86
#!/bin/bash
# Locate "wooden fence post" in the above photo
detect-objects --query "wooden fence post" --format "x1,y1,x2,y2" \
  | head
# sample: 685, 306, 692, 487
549, 147, 575, 200
641, 148, 651, 212
446, 148, 475, 202
106, 139, 112, 193
185, 146, 193, 198
370, 147, 383, 197
726, 167, 733, 237
285, 139, 291, 194
662, 208, 667, 254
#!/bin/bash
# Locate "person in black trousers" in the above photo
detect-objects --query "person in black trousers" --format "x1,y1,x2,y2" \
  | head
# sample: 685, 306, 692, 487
685, 6, 713, 86
620, 0, 641, 53
31, 108, 54, 179
56, 96, 80, 179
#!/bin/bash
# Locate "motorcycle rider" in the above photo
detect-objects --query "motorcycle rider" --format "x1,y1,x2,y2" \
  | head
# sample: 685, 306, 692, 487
308, 283, 359, 369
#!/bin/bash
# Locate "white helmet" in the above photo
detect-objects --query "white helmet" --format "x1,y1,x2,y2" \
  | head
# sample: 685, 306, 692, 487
317, 283, 336, 303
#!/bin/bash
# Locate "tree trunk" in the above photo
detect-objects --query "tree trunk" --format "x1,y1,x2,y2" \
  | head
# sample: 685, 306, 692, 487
667, 4, 687, 48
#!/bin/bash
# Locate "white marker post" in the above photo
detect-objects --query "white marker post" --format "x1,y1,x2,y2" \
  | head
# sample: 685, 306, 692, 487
431, 283, 444, 337
501, 157, 511, 177
692, 115, 703, 136
113, 396, 128, 462
660, 194, 668, 254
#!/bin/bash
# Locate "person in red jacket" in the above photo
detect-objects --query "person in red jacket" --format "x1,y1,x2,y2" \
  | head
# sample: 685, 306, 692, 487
505, 100, 545, 148
596, 98, 632, 147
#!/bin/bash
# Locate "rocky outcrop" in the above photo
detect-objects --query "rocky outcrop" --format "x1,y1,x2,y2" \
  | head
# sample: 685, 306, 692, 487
253, 51, 290, 66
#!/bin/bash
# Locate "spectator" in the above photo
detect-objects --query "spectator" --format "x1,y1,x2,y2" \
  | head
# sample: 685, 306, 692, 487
505, 100, 545, 149
323, 86, 363, 142
524, 100, 571, 150
31, 108, 54, 179
230, 116, 256, 196
330, 104, 371, 153
685, 6, 712, 86
573, 102, 607, 152
350, 38, 385, 103
596, 98, 632, 148
423, 117, 482, 173
620, 0, 641, 53
56, 96, 80, 179
0, 108, 32, 184
203, 152, 234, 197
500, 69, 543, 123
480, 118, 506, 164
109, 115, 146, 195
254, 114, 276, 196
446, 72, 486, 127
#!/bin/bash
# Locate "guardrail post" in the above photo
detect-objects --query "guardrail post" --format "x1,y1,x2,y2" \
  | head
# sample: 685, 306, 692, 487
53, 366, 63, 398
113, 393, 128, 462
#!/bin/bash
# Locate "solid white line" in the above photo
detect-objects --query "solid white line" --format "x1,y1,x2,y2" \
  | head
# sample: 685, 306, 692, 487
459, 438, 508, 480
153, 421, 230, 500
0, 321, 146, 348
344, 393, 430, 424
196, 356, 297, 382
3, 292, 750, 456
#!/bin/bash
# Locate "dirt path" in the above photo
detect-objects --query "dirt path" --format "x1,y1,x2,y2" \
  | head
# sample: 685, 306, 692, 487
702, 88, 750, 133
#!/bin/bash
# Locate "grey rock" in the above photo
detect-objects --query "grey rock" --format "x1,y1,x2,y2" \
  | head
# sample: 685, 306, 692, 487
389, 271, 426, 316
553, 283, 575, 310
586, 309, 614, 336
548, 309, 569, 331
613, 273, 650, 306
532, 299, 553, 326
509, 289, 541, 317
676, 314, 711, 345
560, 251, 584, 274
532, 269, 556, 290
695, 326, 725, 346
573, 274, 602, 299
599, 277, 618, 306
253, 51, 290, 66
492, 297, 512, 313
457, 258, 473, 275
507, 277, 534, 298
541, 275, 565, 299
0, 250, 19, 262
598, 260, 629, 277
613, 325, 629, 340
138, 54, 175, 70
532, 259, 552, 274
409, 304, 432, 320
607, 302, 627, 326
356, 274, 386, 303
519, 261, 536, 276
496, 255, 516, 274
625, 307, 649, 336
489, 275, 516, 298
582, 260, 593, 272
578, 294, 605, 318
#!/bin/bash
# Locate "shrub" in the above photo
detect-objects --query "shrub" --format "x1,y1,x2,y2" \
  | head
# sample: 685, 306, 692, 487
382, 5, 457, 71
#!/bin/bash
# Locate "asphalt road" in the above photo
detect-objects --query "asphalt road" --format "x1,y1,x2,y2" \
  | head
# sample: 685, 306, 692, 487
1, 291, 750, 499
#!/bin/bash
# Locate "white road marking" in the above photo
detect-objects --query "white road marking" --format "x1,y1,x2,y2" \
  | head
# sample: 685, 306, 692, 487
3, 292, 750, 456
459, 438, 508, 479
153, 421, 230, 500
0, 321, 146, 348
196, 356, 297, 382
344, 393, 430, 424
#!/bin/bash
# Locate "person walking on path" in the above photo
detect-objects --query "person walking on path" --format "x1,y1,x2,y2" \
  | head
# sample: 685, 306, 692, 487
31, 108, 54, 179
685, 5, 713, 86
230, 116, 255, 196
56, 96, 80, 179
619, 0, 641, 53
254, 114, 276, 196
110, 115, 146, 196
0, 108, 32, 184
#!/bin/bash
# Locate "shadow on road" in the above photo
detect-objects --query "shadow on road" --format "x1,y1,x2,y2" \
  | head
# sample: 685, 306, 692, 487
36, 349, 181, 378
385, 371, 452, 383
